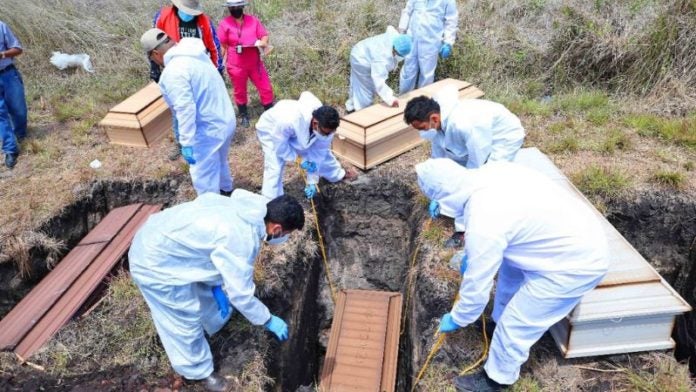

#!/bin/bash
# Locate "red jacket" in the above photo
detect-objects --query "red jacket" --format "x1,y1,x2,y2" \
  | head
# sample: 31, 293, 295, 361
154, 6, 223, 71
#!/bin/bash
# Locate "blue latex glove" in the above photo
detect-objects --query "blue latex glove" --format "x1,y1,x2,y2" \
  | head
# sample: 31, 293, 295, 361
300, 160, 317, 174
304, 183, 317, 199
460, 253, 468, 275
264, 315, 289, 341
211, 285, 231, 319
428, 200, 440, 218
439, 43, 452, 59
439, 313, 461, 333
181, 146, 196, 164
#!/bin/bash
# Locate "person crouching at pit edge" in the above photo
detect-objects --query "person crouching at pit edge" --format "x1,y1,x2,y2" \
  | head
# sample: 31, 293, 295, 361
129, 190, 304, 392
416, 158, 608, 392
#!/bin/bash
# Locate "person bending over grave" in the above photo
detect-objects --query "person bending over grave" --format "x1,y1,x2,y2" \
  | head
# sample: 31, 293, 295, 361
405, 85, 526, 246
129, 190, 303, 392
141, 28, 236, 196
416, 158, 608, 392
255, 91, 358, 200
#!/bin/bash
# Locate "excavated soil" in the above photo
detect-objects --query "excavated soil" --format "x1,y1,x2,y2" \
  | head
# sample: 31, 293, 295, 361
0, 175, 694, 390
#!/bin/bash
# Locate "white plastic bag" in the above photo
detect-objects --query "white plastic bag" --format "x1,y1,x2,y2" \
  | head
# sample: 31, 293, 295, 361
50, 52, 94, 73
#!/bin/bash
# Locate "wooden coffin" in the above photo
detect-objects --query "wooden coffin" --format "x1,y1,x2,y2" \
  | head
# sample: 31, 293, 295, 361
319, 290, 402, 392
514, 148, 691, 358
333, 79, 485, 170
100, 83, 172, 147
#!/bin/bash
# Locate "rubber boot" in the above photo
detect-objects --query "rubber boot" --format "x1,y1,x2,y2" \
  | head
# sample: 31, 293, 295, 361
238, 104, 250, 128
453, 370, 504, 392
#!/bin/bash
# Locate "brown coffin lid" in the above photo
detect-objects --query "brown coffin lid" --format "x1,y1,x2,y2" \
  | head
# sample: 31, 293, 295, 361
0, 243, 106, 351
320, 290, 402, 392
108, 83, 162, 115
13, 204, 161, 360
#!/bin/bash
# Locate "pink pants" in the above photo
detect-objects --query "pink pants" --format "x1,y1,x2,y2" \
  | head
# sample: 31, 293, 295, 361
227, 62, 274, 106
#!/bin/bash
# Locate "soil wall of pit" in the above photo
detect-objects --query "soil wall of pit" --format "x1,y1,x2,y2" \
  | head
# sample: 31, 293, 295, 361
0, 178, 182, 318
607, 192, 696, 374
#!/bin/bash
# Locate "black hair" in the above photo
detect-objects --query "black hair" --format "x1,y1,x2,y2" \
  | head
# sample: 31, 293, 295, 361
265, 195, 305, 231
404, 96, 440, 124
312, 105, 340, 130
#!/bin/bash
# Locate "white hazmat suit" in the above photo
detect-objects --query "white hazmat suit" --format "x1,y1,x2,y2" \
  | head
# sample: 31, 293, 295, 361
427, 86, 525, 174
255, 91, 345, 199
416, 159, 608, 385
129, 190, 272, 380
398, 0, 458, 93
346, 26, 401, 112
159, 37, 236, 196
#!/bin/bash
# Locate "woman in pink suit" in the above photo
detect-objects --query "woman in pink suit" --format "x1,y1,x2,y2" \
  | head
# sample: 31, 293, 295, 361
218, 0, 275, 128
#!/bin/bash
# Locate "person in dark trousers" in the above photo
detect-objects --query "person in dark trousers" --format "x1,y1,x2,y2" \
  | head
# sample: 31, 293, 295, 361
0, 20, 27, 169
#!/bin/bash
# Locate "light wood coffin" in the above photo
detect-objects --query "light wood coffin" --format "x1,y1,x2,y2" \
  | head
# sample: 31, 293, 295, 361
100, 83, 172, 147
333, 78, 484, 170
514, 148, 691, 358
319, 290, 402, 392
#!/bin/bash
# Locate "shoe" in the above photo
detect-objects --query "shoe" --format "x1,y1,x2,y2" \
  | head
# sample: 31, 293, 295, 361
453, 370, 505, 392
220, 189, 233, 197
239, 115, 250, 128
263, 102, 275, 111
238, 104, 250, 128
168, 143, 181, 161
200, 373, 229, 392
5, 153, 18, 169
444, 231, 465, 248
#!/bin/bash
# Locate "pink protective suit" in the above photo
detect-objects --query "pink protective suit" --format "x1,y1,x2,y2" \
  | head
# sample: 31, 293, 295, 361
217, 15, 274, 106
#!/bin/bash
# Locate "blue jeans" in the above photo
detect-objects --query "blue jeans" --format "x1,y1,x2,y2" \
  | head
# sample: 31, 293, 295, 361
0, 66, 27, 155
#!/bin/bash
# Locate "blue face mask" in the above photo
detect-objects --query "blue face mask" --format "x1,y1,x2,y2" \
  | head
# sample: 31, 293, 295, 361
177, 10, 195, 22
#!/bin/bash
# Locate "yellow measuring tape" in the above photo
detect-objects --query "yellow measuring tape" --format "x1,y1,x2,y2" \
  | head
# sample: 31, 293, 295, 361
296, 159, 337, 303
407, 221, 491, 391
295, 161, 489, 388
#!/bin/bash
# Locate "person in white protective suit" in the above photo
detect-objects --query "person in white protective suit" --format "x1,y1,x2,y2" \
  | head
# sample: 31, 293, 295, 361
397, 0, 458, 94
255, 91, 358, 200
406, 86, 525, 247
345, 26, 413, 113
415, 158, 608, 391
128, 190, 305, 392
141, 28, 236, 196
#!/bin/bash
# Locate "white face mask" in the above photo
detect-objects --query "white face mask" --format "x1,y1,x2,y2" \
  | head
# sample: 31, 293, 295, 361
265, 232, 290, 245
394, 54, 404, 63
419, 129, 438, 141
313, 129, 333, 141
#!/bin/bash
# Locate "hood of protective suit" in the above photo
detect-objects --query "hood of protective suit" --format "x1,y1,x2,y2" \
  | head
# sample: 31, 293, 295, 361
297, 91, 322, 130
230, 189, 268, 229
164, 37, 210, 66
416, 158, 500, 219
433, 84, 460, 129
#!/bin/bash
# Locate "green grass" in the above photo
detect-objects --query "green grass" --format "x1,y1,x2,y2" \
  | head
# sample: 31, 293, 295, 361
572, 165, 630, 197
600, 129, 632, 153
554, 90, 610, 113
624, 114, 696, 149
503, 97, 553, 117
547, 135, 580, 153
509, 375, 543, 392
651, 170, 686, 189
